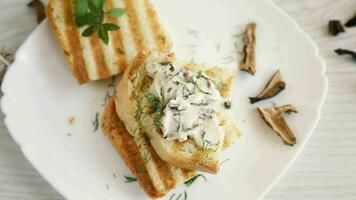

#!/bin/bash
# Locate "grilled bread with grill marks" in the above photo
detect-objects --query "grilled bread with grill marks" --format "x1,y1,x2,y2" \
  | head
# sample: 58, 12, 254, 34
102, 99, 197, 198
46, 0, 172, 84
115, 51, 240, 174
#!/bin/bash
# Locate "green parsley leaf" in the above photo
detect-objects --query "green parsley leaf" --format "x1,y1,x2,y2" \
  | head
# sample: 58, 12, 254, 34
103, 23, 119, 31
82, 26, 96, 37
88, 0, 99, 13
74, 0, 89, 17
107, 8, 126, 17
74, 0, 126, 44
98, 25, 109, 44
87, 13, 102, 25
76, 15, 89, 27
91, 0, 104, 10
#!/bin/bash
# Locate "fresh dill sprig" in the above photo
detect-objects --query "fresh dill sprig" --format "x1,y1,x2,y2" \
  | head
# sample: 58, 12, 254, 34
92, 112, 99, 132
169, 191, 187, 200
183, 190, 187, 200
169, 193, 176, 200
145, 90, 169, 115
184, 174, 207, 187
214, 80, 228, 91
218, 158, 230, 171
152, 115, 163, 128
192, 71, 211, 95
74, 0, 126, 44
142, 151, 151, 165
123, 175, 137, 183
101, 91, 112, 107
145, 93, 164, 113
176, 193, 182, 200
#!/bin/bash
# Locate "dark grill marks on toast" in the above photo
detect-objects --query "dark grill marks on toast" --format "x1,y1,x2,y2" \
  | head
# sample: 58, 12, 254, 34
63, 0, 89, 83
105, 0, 128, 72
124, 0, 146, 52
89, 35, 111, 79
102, 100, 164, 198
144, 135, 177, 189
144, 0, 171, 52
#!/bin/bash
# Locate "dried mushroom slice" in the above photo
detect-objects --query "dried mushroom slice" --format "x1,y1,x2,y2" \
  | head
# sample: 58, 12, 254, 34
345, 14, 356, 27
328, 20, 345, 36
249, 70, 285, 104
335, 49, 356, 61
0, 49, 14, 84
257, 105, 297, 146
240, 23, 256, 75
28, 0, 46, 24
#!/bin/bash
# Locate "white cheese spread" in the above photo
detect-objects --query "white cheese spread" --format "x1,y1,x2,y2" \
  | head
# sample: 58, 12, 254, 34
145, 61, 226, 149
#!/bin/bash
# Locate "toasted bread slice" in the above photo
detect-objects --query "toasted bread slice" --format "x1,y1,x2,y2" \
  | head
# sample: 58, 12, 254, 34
115, 51, 240, 174
46, 0, 171, 84
102, 99, 196, 198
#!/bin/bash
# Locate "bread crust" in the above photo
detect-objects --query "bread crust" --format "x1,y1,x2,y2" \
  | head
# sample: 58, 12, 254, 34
102, 99, 196, 198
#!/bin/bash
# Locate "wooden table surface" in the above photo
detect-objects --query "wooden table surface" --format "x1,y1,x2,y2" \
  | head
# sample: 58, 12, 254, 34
1, 0, 356, 199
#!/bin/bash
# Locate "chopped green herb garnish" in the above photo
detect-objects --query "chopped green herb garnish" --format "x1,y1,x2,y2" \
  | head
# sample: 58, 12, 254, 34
183, 190, 187, 200
101, 91, 112, 107
184, 174, 207, 187
224, 101, 232, 109
169, 193, 176, 200
152, 115, 163, 128
218, 158, 230, 170
176, 193, 182, 200
145, 93, 164, 113
92, 112, 99, 132
214, 80, 228, 91
74, 0, 126, 44
124, 175, 137, 183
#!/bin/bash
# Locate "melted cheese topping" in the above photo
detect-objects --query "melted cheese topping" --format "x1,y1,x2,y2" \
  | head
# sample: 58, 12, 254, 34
145, 62, 226, 149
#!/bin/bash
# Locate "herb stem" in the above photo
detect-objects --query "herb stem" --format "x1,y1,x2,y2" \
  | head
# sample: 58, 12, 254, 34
184, 174, 207, 187
169, 193, 176, 200
124, 175, 137, 183
0, 53, 10, 66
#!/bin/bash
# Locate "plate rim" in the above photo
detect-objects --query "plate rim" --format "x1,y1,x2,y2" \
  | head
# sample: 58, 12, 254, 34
0, 0, 328, 199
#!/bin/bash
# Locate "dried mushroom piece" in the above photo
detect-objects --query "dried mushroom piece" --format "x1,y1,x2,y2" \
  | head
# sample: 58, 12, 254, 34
345, 14, 356, 27
0, 49, 14, 84
257, 105, 297, 146
28, 0, 46, 24
240, 23, 256, 75
328, 20, 345, 36
249, 70, 285, 104
335, 49, 356, 61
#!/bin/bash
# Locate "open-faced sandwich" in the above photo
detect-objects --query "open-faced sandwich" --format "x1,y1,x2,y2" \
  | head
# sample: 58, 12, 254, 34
46, 0, 171, 84
102, 51, 240, 198
47, 0, 241, 198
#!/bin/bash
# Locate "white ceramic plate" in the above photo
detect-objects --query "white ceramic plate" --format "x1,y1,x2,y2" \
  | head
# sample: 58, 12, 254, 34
1, 0, 327, 199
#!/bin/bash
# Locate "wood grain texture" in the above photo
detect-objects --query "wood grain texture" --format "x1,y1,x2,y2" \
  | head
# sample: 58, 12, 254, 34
1, 0, 356, 199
